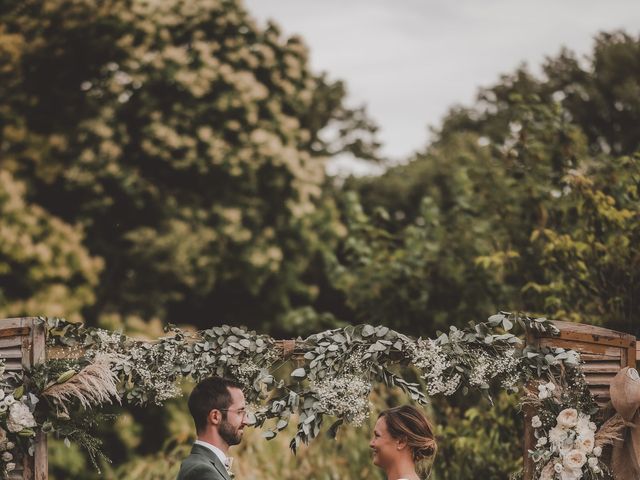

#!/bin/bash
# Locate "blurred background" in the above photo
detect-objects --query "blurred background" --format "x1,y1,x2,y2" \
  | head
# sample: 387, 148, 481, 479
1, 0, 639, 478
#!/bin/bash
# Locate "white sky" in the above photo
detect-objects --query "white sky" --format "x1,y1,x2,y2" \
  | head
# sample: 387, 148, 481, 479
244, 0, 640, 175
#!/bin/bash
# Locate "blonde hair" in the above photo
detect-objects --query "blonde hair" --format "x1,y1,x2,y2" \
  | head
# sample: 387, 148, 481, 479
379, 405, 437, 461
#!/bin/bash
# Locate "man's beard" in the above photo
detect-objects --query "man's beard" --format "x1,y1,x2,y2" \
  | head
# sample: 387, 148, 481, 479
219, 418, 242, 446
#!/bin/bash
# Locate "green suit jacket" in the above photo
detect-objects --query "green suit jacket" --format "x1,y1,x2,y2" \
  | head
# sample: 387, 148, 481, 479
176, 443, 232, 480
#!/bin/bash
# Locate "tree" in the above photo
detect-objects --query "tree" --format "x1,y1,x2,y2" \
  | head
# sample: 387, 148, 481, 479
0, 170, 102, 321
437, 31, 640, 157
337, 32, 640, 336
0, 0, 379, 330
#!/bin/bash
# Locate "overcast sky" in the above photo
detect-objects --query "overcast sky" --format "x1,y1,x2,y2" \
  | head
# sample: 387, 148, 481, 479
244, 0, 640, 175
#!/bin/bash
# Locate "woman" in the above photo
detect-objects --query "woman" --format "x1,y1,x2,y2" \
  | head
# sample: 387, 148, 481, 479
369, 405, 437, 480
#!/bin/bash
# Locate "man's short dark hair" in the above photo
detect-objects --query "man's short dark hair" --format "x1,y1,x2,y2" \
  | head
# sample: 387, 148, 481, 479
188, 377, 243, 433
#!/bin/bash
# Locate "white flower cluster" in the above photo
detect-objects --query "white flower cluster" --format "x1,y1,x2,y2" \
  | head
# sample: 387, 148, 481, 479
231, 360, 261, 385
411, 339, 461, 396
91, 331, 189, 403
537, 381, 556, 400
312, 374, 371, 426
467, 348, 521, 390
342, 346, 369, 375
0, 390, 14, 415
533, 406, 602, 480
128, 342, 188, 403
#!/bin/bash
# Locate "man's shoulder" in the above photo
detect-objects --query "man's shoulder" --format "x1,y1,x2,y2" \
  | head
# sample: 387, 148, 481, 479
177, 452, 224, 480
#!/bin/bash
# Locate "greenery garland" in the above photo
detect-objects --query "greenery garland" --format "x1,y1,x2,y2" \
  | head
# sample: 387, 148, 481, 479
0, 313, 613, 479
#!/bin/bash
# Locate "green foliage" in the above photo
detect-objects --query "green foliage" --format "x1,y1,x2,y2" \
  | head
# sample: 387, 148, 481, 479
0, 0, 378, 330
341, 36, 640, 336
0, 171, 102, 322
437, 31, 640, 157
525, 158, 640, 332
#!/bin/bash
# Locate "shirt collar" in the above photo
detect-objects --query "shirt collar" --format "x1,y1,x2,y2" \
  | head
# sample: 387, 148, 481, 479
194, 439, 227, 465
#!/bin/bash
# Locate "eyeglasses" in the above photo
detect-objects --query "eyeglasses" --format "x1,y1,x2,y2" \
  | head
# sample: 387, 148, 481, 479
219, 408, 248, 417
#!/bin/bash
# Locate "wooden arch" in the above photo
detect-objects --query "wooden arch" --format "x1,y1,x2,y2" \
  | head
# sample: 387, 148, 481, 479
0, 317, 637, 479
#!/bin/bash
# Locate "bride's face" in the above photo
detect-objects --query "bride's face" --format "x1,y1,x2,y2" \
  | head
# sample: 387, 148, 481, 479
369, 416, 400, 468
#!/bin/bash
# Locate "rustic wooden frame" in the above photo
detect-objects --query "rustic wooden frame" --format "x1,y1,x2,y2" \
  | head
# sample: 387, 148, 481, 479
523, 321, 637, 480
0, 318, 47, 480
2, 316, 637, 480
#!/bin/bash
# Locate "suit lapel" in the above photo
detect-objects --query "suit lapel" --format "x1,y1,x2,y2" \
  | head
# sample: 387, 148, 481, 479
191, 444, 232, 480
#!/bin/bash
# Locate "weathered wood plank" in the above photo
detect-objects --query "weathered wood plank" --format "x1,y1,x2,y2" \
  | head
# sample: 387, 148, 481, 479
31, 321, 47, 480
548, 321, 636, 347
0, 337, 24, 349
581, 361, 622, 373
584, 373, 617, 386
0, 327, 30, 339
538, 338, 623, 358
4, 359, 23, 371
580, 352, 622, 361
0, 318, 27, 330
0, 347, 23, 359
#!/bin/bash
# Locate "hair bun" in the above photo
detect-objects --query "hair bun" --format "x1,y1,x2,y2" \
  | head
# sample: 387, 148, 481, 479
415, 438, 437, 461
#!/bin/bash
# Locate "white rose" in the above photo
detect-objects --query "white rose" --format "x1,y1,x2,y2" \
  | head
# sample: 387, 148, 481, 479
5, 463, 15, 472
540, 462, 555, 480
588, 457, 598, 468
537, 436, 548, 447
3, 396, 15, 407
554, 463, 564, 473
557, 409, 579, 428
576, 432, 595, 453
549, 426, 568, 447
532, 415, 542, 428
563, 449, 587, 470
538, 390, 549, 400
0, 404, 7, 414
5, 442, 14, 450
6, 402, 36, 433
593, 446, 602, 457
560, 468, 581, 480
545, 382, 556, 392
1, 452, 12, 462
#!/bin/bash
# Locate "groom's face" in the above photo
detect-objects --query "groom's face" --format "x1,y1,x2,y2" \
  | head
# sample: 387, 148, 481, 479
218, 387, 248, 446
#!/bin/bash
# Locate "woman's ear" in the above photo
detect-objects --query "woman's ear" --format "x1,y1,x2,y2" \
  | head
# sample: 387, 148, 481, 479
396, 437, 408, 451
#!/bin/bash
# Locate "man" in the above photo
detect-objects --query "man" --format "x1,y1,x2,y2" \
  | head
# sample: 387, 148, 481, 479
177, 377, 249, 480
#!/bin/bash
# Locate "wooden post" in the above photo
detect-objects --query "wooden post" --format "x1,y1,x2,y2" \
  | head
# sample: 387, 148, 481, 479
0, 318, 47, 480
